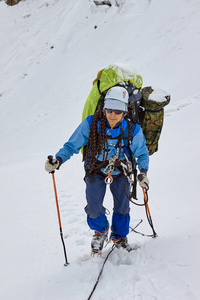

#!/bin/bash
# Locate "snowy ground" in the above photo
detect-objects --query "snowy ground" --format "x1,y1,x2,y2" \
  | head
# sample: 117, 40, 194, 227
0, 0, 200, 299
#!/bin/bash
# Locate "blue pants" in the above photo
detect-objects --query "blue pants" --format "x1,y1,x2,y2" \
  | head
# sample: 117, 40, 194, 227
84, 173, 130, 239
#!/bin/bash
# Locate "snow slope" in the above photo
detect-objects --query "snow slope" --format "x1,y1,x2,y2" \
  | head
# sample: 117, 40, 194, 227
0, 0, 200, 299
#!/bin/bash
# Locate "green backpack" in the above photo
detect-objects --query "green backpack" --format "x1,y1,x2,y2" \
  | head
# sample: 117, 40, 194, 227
82, 63, 143, 121
82, 64, 170, 155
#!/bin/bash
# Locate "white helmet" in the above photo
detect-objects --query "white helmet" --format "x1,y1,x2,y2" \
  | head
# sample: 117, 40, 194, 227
104, 86, 129, 112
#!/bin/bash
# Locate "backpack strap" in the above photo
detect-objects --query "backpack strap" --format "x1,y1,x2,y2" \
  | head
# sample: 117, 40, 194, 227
110, 122, 138, 200
97, 78, 102, 95
123, 122, 140, 200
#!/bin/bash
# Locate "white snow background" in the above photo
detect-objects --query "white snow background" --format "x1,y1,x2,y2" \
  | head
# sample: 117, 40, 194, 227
0, 0, 200, 299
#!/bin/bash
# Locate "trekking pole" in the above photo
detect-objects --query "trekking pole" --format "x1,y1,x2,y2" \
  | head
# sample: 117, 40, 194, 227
48, 156, 69, 266
142, 187, 157, 238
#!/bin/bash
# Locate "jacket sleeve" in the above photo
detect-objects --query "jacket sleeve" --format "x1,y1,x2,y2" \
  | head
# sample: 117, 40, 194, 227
55, 118, 91, 164
129, 124, 149, 173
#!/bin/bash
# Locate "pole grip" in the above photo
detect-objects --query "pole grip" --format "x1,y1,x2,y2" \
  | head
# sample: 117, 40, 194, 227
48, 155, 54, 164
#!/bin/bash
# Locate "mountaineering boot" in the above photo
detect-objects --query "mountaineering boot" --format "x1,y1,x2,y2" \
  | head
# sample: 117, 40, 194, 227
113, 238, 133, 252
91, 230, 108, 256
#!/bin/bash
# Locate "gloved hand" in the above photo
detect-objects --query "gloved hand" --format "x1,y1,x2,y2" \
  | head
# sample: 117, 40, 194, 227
45, 156, 59, 173
137, 173, 149, 188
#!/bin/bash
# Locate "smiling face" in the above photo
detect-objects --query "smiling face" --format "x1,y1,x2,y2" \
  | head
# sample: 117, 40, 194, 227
105, 110, 124, 128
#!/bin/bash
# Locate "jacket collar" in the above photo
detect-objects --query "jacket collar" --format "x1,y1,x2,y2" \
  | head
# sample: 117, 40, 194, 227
97, 119, 128, 138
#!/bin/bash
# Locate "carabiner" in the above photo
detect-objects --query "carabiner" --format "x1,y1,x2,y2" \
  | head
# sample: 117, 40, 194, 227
105, 172, 113, 184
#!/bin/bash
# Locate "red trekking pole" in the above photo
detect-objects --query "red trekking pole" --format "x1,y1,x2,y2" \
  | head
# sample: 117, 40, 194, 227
48, 156, 69, 266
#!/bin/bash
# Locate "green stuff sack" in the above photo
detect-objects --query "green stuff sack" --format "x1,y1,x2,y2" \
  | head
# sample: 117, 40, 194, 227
82, 63, 143, 121
140, 86, 170, 155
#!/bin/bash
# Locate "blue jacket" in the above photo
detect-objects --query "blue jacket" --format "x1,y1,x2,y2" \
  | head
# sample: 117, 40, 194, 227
56, 115, 149, 174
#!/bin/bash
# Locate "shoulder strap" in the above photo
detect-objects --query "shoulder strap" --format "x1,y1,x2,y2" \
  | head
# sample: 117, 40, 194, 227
123, 122, 138, 144
97, 78, 102, 95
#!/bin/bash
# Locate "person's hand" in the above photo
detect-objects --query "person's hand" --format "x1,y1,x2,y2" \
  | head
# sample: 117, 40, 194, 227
45, 156, 59, 173
138, 173, 149, 188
